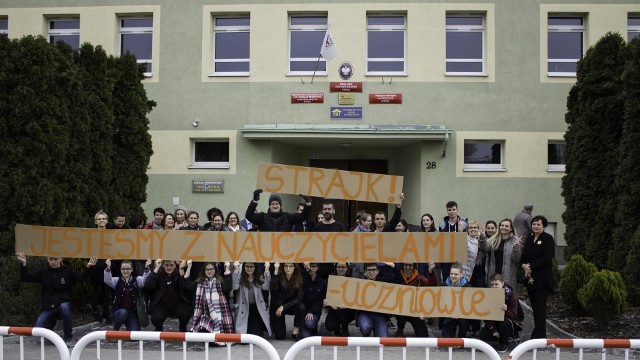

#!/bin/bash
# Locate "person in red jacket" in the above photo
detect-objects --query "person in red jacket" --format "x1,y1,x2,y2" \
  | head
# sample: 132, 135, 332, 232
393, 262, 437, 337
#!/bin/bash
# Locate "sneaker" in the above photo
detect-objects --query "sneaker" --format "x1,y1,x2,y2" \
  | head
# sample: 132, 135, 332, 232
496, 343, 509, 353
394, 328, 404, 337
340, 329, 350, 337
65, 339, 76, 348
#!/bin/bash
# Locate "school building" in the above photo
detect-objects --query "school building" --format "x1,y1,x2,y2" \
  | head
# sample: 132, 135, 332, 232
2, 0, 639, 256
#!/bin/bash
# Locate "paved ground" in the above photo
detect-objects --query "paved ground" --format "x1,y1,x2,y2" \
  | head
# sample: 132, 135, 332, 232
2, 302, 628, 360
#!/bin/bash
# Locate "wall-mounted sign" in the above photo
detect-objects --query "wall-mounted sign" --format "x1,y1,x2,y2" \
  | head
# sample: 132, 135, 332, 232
330, 82, 363, 93
338, 93, 355, 105
339, 61, 354, 80
369, 93, 403, 104
192, 180, 224, 193
291, 93, 324, 104
330, 107, 362, 119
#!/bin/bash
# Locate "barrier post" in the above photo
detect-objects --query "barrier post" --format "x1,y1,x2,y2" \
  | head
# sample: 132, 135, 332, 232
509, 339, 640, 360
0, 326, 70, 360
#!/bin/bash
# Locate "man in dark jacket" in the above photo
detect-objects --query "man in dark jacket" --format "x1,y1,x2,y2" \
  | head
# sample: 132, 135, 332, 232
245, 189, 311, 231
17, 253, 97, 348
144, 259, 193, 332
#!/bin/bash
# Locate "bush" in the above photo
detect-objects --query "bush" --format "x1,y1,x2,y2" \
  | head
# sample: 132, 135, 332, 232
0, 256, 45, 326
552, 257, 560, 290
559, 255, 597, 314
578, 269, 627, 330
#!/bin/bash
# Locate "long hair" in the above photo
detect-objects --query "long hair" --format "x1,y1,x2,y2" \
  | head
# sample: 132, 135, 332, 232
239, 262, 265, 288
279, 263, 302, 294
196, 262, 223, 283
419, 213, 436, 232
487, 218, 516, 250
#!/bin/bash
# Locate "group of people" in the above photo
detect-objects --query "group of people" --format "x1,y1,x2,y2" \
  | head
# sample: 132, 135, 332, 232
18, 191, 556, 353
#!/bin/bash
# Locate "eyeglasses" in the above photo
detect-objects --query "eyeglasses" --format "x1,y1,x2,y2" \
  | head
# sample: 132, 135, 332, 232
205, 268, 215, 271
336, 266, 348, 270
309, 264, 319, 268
366, 268, 378, 273
403, 264, 414, 267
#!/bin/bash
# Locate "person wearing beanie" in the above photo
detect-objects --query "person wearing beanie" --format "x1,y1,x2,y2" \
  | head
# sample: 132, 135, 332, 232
245, 189, 312, 231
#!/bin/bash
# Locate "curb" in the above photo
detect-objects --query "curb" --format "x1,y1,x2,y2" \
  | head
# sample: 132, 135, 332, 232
2, 321, 101, 344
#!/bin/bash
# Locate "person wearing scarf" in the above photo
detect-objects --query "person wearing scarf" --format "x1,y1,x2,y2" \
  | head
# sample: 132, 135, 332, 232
190, 262, 234, 346
393, 262, 437, 337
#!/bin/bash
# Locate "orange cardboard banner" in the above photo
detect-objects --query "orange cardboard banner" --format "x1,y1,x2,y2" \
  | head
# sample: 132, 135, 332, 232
14, 224, 467, 262
256, 163, 404, 204
325, 276, 505, 321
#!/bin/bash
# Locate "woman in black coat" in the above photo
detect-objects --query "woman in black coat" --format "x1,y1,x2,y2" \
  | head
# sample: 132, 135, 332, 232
521, 215, 555, 339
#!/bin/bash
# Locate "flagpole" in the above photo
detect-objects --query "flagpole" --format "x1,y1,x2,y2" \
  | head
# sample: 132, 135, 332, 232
310, 54, 322, 84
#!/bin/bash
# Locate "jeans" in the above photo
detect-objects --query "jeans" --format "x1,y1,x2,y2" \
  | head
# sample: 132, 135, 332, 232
35, 302, 73, 341
441, 318, 469, 338
113, 308, 140, 331
300, 313, 320, 338
357, 312, 388, 337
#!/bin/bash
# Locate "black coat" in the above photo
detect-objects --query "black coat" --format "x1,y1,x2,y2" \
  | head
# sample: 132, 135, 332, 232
20, 264, 89, 310
521, 231, 555, 292
245, 200, 310, 232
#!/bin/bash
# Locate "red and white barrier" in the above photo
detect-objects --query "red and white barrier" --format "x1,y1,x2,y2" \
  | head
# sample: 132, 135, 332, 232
283, 337, 502, 360
0, 326, 69, 360
69, 330, 280, 360
509, 339, 640, 360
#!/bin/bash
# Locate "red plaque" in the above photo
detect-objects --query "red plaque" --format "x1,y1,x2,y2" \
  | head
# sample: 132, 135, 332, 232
330, 82, 363, 93
291, 93, 324, 103
369, 93, 402, 104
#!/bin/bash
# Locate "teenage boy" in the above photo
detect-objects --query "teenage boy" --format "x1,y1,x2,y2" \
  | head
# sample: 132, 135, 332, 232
480, 273, 523, 352
439, 262, 470, 338
438, 201, 468, 283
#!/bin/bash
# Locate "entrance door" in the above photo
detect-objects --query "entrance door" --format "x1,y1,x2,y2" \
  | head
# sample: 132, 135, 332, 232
308, 159, 388, 230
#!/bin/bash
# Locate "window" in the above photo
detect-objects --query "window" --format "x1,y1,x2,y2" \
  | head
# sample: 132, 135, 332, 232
289, 15, 327, 75
0, 18, 7, 37
446, 14, 485, 75
212, 16, 250, 76
366, 14, 406, 75
548, 16, 584, 76
120, 17, 153, 77
629, 15, 640, 42
48, 18, 80, 49
191, 139, 230, 169
548, 142, 565, 172
464, 140, 504, 171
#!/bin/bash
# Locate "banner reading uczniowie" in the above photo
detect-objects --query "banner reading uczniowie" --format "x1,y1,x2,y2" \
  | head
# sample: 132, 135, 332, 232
325, 276, 505, 321
15, 224, 467, 263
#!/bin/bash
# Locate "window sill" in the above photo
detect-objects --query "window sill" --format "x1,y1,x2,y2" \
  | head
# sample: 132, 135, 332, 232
463, 167, 506, 172
365, 72, 408, 77
188, 163, 230, 169
286, 72, 327, 77
445, 72, 488, 77
547, 72, 576, 78
208, 73, 250, 77
547, 165, 566, 172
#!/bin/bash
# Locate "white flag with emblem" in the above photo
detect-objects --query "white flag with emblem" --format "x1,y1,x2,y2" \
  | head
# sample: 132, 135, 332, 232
320, 30, 338, 61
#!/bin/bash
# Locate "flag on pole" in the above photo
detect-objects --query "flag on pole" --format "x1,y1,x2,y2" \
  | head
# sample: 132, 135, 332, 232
320, 30, 338, 61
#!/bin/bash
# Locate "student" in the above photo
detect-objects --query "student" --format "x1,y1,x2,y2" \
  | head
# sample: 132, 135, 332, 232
245, 190, 311, 231
311, 200, 348, 279
300, 262, 327, 338
356, 263, 389, 337
438, 201, 468, 284
144, 207, 165, 229
439, 262, 470, 338
480, 273, 523, 352
270, 262, 305, 340
144, 259, 193, 332
232, 262, 271, 338
89, 210, 114, 324
323, 262, 355, 336
17, 253, 97, 348
393, 262, 436, 337
190, 262, 234, 346
104, 259, 151, 331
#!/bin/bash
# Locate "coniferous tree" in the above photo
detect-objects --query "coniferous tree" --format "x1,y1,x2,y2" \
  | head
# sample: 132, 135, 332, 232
562, 33, 627, 267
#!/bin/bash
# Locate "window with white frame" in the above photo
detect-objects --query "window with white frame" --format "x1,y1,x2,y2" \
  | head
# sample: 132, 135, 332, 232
629, 15, 640, 42
212, 16, 250, 76
0, 18, 7, 37
548, 16, 584, 76
288, 15, 327, 75
464, 140, 505, 171
48, 18, 80, 49
366, 14, 406, 75
120, 17, 153, 77
191, 139, 230, 169
446, 14, 485, 75
548, 142, 565, 172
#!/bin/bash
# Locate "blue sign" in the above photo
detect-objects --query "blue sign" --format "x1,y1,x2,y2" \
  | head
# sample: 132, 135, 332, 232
330, 107, 362, 119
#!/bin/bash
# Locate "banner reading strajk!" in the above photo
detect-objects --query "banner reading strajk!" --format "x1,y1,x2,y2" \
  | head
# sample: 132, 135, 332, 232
15, 225, 467, 263
325, 276, 505, 321
256, 162, 404, 204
